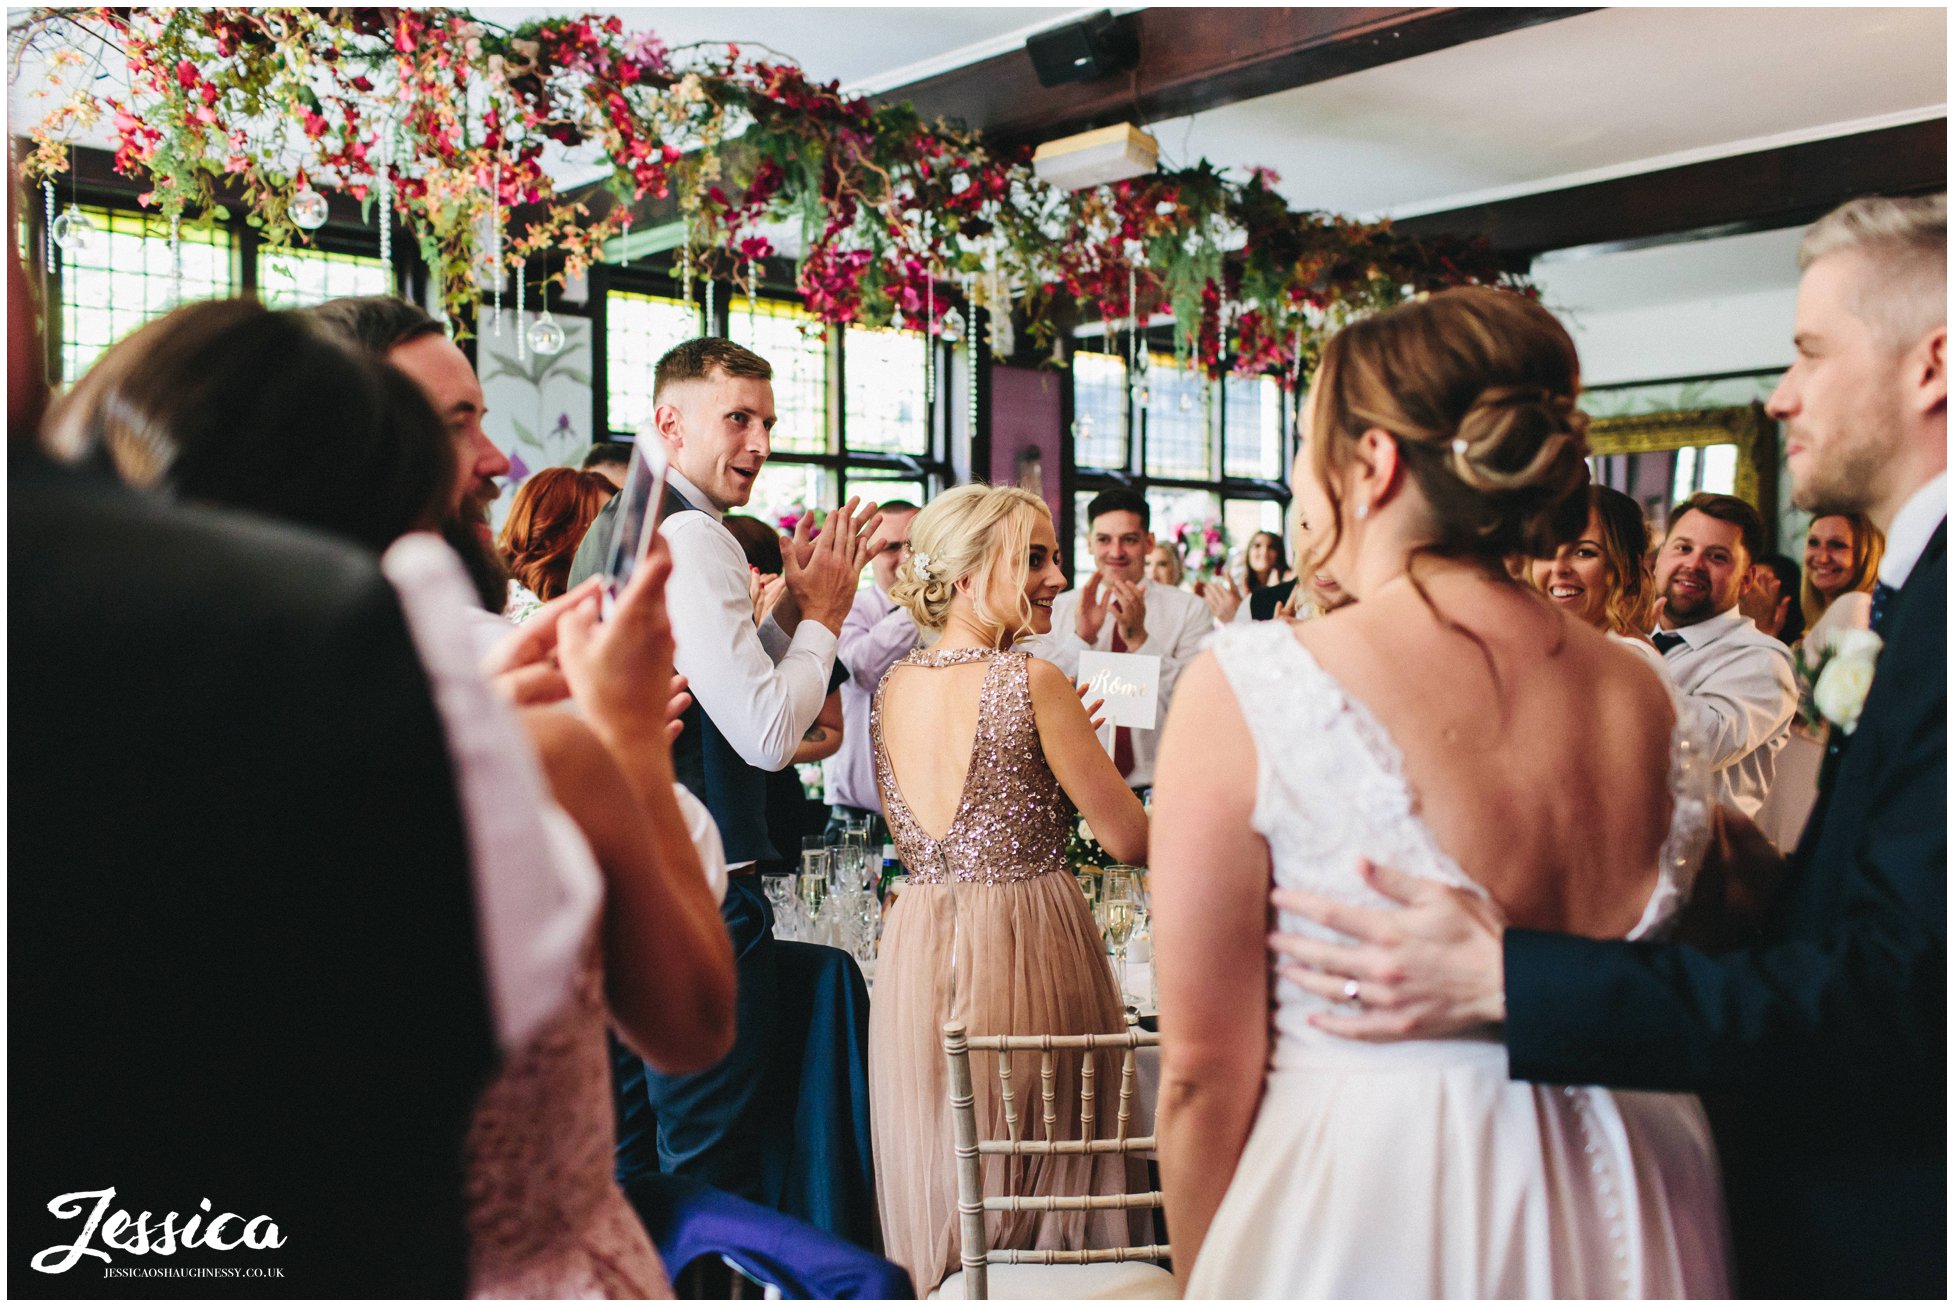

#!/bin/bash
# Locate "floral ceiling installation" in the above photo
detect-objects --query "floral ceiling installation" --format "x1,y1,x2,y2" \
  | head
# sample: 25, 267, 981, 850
16, 6, 1527, 375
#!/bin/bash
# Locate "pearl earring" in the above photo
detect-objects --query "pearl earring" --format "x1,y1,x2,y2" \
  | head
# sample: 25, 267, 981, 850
1354, 502, 1370, 522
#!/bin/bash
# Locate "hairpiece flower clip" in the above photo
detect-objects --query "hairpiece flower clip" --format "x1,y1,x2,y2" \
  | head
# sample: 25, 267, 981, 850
911, 551, 939, 581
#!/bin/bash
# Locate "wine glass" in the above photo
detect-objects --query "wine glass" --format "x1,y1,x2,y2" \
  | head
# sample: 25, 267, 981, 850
1102, 867, 1140, 1000
763, 873, 798, 940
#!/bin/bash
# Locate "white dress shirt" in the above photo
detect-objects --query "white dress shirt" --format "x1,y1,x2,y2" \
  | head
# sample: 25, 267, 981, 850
1608, 630, 1673, 681
661, 469, 838, 866
381, 533, 601, 1054
1878, 470, 1946, 591
1652, 606, 1798, 821
824, 583, 922, 813
1022, 576, 1215, 789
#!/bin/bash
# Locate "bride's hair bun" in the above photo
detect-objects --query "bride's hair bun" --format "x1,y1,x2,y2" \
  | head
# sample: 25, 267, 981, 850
1303, 287, 1592, 568
889, 483, 1052, 640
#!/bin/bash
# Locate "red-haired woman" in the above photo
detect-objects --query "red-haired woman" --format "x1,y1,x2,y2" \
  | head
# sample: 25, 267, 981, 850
497, 466, 618, 618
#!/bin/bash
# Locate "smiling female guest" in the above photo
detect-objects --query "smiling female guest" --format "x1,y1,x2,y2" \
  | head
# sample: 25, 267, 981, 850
1241, 529, 1294, 592
868, 483, 1147, 1294
1799, 511, 1884, 649
1529, 484, 1665, 671
1146, 542, 1186, 587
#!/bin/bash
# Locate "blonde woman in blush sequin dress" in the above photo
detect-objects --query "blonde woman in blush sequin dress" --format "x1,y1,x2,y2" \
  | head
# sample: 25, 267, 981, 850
869, 485, 1149, 1293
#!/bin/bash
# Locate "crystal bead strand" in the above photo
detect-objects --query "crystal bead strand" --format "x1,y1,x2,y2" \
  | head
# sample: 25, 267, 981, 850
515, 255, 527, 363
490, 165, 503, 336
377, 122, 395, 280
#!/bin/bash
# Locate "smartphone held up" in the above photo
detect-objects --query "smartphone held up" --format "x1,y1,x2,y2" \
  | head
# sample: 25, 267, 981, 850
599, 438, 670, 620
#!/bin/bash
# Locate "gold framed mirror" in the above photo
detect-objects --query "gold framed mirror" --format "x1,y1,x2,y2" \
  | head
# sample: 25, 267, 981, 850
1585, 403, 1778, 547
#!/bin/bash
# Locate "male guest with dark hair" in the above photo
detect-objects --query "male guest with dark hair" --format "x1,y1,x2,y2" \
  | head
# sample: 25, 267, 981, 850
582, 439, 633, 490
303, 295, 513, 611
1023, 487, 1214, 792
1274, 192, 1947, 1298
570, 338, 882, 1205
1648, 491, 1799, 819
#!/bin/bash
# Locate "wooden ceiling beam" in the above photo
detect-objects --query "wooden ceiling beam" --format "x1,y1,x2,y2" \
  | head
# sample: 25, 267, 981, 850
1393, 118, 1948, 259
875, 7, 1593, 147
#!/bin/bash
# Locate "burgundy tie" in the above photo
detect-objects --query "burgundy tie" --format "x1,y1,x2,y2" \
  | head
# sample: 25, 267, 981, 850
1109, 626, 1135, 779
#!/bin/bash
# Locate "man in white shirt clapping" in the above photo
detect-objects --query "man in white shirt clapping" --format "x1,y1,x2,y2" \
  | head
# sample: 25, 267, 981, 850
569, 338, 882, 1204
1024, 487, 1214, 793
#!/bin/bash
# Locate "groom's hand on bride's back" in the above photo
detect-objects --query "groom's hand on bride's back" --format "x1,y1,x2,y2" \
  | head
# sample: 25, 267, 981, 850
1269, 860, 1507, 1041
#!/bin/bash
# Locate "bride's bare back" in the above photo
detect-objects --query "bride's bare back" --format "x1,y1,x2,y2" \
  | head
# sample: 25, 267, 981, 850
1294, 574, 1677, 938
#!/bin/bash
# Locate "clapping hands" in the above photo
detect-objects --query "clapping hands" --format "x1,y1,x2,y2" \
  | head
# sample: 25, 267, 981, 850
778, 497, 884, 635
1195, 573, 1246, 624
1076, 571, 1149, 646
1739, 565, 1793, 640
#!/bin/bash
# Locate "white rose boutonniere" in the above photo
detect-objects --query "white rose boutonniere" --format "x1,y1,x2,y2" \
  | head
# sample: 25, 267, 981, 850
1799, 627, 1883, 735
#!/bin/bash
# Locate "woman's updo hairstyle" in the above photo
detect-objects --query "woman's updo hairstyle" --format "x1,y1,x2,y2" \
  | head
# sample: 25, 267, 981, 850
889, 483, 1051, 643
1305, 286, 1592, 575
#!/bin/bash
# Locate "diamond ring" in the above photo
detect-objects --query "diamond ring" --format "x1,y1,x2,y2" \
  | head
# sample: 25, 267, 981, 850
1342, 978, 1361, 1004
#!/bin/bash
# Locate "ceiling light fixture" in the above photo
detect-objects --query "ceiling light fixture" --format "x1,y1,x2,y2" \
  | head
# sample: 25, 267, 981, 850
1032, 123, 1159, 192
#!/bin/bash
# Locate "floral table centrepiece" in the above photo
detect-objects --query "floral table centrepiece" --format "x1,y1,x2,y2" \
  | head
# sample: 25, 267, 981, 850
1171, 518, 1229, 583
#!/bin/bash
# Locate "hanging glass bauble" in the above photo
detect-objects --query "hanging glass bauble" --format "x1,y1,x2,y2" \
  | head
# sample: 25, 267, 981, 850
1178, 391, 1195, 413
1130, 382, 1151, 407
938, 306, 965, 345
526, 310, 566, 357
1070, 414, 1096, 441
289, 186, 329, 231
50, 205, 96, 254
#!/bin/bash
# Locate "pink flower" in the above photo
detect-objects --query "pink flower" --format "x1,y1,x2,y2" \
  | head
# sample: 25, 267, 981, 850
174, 59, 197, 89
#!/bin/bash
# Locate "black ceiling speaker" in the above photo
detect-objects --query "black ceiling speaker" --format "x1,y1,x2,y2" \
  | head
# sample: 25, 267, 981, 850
1026, 10, 1139, 88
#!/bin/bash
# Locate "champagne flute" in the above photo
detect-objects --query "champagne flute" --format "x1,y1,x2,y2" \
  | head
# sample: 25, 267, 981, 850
799, 849, 830, 918
1102, 867, 1139, 1000
841, 829, 872, 893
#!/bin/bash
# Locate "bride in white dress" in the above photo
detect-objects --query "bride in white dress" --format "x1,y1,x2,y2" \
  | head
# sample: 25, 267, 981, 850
1150, 287, 1730, 1298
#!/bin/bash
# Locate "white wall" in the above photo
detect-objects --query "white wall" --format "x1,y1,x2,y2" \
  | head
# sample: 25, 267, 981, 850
1559, 286, 1797, 386
1532, 226, 1804, 386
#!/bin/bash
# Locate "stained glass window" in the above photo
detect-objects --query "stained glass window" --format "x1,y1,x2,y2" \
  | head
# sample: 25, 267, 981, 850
606, 290, 700, 435
59, 205, 234, 383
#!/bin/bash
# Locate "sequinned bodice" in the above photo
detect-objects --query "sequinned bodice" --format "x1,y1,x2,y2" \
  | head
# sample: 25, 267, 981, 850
870, 647, 1074, 885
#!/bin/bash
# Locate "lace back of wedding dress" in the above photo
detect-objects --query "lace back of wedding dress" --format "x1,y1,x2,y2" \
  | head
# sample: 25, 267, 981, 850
1208, 622, 1713, 1052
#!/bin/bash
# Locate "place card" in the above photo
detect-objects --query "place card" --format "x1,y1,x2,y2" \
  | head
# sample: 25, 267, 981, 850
1077, 650, 1161, 732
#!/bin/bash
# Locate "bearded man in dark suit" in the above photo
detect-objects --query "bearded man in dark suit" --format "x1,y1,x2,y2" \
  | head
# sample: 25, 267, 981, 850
1269, 193, 1946, 1298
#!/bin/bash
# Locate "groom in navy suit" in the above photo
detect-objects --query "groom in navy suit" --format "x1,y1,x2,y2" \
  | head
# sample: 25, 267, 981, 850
1271, 194, 1946, 1298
